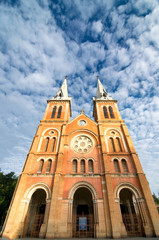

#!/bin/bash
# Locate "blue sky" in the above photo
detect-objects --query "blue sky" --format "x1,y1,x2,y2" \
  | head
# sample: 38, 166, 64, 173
0, 0, 159, 194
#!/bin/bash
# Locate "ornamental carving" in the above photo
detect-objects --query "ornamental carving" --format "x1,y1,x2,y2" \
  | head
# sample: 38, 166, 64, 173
72, 135, 93, 154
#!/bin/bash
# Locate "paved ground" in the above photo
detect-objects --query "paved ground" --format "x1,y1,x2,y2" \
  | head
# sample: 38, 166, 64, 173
1, 238, 159, 240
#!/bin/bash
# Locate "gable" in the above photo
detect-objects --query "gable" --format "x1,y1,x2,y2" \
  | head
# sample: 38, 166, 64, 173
66, 113, 98, 136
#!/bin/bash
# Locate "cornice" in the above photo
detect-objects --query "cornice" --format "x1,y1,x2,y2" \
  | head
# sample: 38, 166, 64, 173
105, 172, 137, 177
93, 98, 118, 103
40, 119, 68, 123
97, 120, 125, 123
47, 98, 71, 103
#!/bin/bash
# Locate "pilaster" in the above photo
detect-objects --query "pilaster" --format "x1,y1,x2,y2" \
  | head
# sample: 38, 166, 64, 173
98, 123, 122, 238
46, 124, 66, 238
137, 173, 159, 236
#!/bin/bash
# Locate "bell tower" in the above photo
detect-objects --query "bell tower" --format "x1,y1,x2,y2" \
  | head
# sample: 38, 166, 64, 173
93, 77, 159, 238
43, 76, 71, 122
93, 76, 122, 122
24, 77, 72, 173
2, 77, 72, 239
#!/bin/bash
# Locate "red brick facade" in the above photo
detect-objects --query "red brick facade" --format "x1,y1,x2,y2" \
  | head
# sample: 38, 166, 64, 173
2, 79, 159, 238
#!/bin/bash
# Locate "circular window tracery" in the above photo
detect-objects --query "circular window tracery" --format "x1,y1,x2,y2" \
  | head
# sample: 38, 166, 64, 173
72, 135, 93, 154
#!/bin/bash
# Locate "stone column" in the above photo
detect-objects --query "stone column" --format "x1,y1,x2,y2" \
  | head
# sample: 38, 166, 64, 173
9, 199, 30, 238
136, 198, 155, 237
114, 198, 127, 238
93, 199, 98, 224
131, 153, 159, 237
67, 200, 73, 224
39, 200, 51, 238
67, 200, 73, 237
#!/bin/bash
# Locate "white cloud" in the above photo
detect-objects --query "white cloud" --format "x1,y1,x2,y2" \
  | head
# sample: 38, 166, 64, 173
92, 20, 103, 33
79, 42, 106, 70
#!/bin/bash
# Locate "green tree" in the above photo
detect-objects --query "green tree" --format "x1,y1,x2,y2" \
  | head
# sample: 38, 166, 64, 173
152, 193, 159, 205
0, 169, 18, 226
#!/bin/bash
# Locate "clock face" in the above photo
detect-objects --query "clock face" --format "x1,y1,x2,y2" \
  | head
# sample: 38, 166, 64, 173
79, 120, 86, 126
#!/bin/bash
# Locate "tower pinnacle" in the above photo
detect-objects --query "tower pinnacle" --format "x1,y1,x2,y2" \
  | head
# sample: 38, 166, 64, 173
52, 77, 69, 99
96, 76, 112, 100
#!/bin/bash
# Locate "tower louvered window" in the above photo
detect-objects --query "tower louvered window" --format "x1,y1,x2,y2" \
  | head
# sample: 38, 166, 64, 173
50, 137, 56, 152
57, 106, 62, 118
103, 106, 108, 118
109, 106, 115, 118
80, 160, 85, 173
38, 159, 44, 173
88, 160, 94, 173
122, 159, 128, 172
51, 106, 56, 118
110, 137, 115, 152
44, 137, 49, 152
46, 159, 52, 173
72, 160, 77, 173
114, 159, 120, 173
116, 137, 122, 152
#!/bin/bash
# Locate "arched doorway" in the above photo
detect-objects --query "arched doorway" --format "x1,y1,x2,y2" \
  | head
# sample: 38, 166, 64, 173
120, 188, 144, 236
73, 187, 94, 238
23, 189, 46, 237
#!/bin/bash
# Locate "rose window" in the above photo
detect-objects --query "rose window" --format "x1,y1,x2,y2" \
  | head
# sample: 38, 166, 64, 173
72, 135, 93, 154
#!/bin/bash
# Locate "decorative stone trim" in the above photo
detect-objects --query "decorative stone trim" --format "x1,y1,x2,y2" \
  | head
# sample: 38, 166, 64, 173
68, 181, 98, 200
115, 182, 142, 199
23, 182, 51, 201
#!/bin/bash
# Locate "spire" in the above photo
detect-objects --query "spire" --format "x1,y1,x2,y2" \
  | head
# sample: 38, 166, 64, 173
96, 76, 112, 100
52, 76, 69, 100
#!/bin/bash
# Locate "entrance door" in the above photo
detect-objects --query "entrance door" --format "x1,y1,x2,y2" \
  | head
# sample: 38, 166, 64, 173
120, 189, 144, 236
29, 204, 46, 237
22, 189, 46, 237
73, 188, 94, 238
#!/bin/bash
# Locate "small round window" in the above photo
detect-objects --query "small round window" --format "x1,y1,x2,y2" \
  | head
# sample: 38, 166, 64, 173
110, 131, 116, 135
49, 130, 55, 135
79, 120, 86, 126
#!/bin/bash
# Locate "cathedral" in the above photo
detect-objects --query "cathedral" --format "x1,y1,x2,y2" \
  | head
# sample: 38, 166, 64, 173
2, 77, 159, 239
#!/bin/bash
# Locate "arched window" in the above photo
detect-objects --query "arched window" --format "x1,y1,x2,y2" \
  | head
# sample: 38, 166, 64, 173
80, 160, 85, 173
88, 160, 94, 173
46, 159, 52, 173
109, 137, 115, 152
72, 159, 77, 173
103, 106, 108, 118
38, 159, 44, 173
51, 106, 56, 118
109, 106, 115, 118
44, 137, 49, 152
50, 137, 56, 152
114, 159, 120, 173
116, 137, 122, 152
57, 106, 62, 118
122, 159, 129, 172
